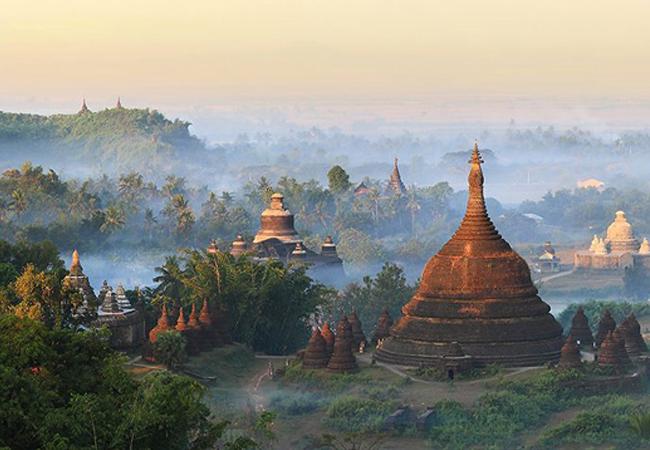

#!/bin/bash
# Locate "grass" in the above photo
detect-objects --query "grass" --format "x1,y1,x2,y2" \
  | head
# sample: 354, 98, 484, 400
409, 363, 502, 382
324, 396, 398, 433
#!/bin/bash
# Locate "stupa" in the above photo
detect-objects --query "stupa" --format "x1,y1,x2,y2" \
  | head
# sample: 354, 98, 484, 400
253, 193, 300, 244
185, 303, 202, 355
568, 307, 594, 348
198, 299, 219, 348
557, 335, 582, 370
302, 328, 330, 369
612, 328, 633, 369
175, 307, 188, 332
63, 250, 97, 309
606, 211, 638, 252
595, 310, 617, 348
320, 236, 338, 257
321, 322, 335, 355
639, 238, 650, 255
388, 158, 407, 195
597, 332, 622, 371
230, 235, 248, 257
619, 314, 648, 357
327, 317, 358, 373
148, 304, 170, 344
347, 311, 367, 351
372, 309, 394, 344
376, 143, 563, 367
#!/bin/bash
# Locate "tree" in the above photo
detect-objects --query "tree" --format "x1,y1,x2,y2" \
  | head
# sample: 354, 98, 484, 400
0, 314, 250, 450
327, 165, 352, 195
153, 330, 187, 369
100, 205, 126, 233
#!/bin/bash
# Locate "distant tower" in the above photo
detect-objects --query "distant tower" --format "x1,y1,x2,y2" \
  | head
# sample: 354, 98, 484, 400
79, 98, 90, 114
116, 97, 123, 109
389, 158, 407, 195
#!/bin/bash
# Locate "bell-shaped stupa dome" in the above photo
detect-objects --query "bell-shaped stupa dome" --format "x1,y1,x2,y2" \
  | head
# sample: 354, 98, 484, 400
376, 142, 563, 367
606, 211, 638, 252
253, 193, 301, 244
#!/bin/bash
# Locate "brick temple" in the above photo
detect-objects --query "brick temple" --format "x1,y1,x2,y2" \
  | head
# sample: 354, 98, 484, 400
376, 143, 563, 367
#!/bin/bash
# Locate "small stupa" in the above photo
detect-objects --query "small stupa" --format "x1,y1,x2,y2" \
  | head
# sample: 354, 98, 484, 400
302, 328, 330, 369
175, 307, 188, 332
595, 310, 617, 348
557, 335, 582, 370
230, 235, 248, 257
612, 328, 633, 369
198, 299, 220, 347
568, 307, 594, 349
597, 332, 622, 371
100, 286, 120, 313
619, 314, 648, 357
321, 322, 335, 355
327, 317, 358, 373
63, 250, 97, 308
149, 304, 170, 344
321, 236, 339, 258
115, 284, 131, 310
388, 158, 407, 195
639, 238, 650, 255
185, 303, 202, 355
589, 235, 599, 252
291, 241, 307, 259
372, 309, 394, 344
116, 97, 123, 109
347, 311, 367, 352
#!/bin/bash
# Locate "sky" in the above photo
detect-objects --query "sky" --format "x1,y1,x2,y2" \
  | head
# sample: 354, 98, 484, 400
2, 0, 650, 131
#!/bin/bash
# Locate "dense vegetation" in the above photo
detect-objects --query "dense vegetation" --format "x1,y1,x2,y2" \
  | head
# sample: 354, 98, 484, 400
0, 315, 256, 450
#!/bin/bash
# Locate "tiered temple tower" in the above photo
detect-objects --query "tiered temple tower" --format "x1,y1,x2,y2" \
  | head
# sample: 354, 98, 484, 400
376, 143, 563, 367
388, 158, 407, 195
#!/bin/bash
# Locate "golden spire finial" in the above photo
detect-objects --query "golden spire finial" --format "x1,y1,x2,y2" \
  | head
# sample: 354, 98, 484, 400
72, 249, 79, 266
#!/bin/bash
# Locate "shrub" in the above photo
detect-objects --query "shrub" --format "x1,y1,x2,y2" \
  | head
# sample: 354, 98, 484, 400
324, 397, 397, 432
268, 391, 323, 416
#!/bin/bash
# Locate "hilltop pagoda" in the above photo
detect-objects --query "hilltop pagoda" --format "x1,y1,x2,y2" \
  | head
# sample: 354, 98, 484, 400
376, 143, 563, 367
63, 250, 97, 309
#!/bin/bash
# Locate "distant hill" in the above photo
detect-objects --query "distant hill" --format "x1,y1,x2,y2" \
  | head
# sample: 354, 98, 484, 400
0, 106, 210, 179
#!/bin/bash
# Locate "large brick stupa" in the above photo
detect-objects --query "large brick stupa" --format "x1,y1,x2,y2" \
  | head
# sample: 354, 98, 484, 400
376, 143, 563, 367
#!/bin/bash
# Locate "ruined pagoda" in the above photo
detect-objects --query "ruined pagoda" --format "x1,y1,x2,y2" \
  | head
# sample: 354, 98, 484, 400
568, 306, 594, 349
376, 143, 563, 367
302, 328, 330, 369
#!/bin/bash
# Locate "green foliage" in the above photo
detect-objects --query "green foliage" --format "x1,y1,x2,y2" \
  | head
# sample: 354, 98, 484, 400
153, 330, 187, 369
324, 397, 397, 432
629, 412, 650, 440
268, 391, 323, 416
0, 314, 250, 450
154, 250, 330, 355
338, 262, 416, 336
327, 165, 352, 195
281, 362, 373, 393
558, 300, 650, 333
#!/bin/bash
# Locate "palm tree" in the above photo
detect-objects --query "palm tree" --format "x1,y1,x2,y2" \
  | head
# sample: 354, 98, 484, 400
10, 189, 27, 217
153, 256, 186, 302
406, 188, 421, 235
100, 205, 126, 233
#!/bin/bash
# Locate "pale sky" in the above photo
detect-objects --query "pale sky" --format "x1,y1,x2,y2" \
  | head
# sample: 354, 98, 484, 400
1, 0, 650, 122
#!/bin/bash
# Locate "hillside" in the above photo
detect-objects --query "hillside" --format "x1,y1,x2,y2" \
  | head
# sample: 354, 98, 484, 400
0, 106, 209, 179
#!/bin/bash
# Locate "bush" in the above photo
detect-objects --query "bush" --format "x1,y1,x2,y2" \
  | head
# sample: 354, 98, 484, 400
324, 397, 397, 432
153, 330, 186, 369
268, 391, 323, 416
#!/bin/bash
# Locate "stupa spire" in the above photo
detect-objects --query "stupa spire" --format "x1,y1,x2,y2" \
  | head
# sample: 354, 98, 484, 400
116, 97, 123, 109
450, 141, 499, 242
389, 157, 406, 195
70, 249, 82, 274
79, 98, 90, 114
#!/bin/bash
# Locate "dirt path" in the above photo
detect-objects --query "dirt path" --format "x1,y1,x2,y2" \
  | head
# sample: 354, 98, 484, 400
538, 269, 574, 284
